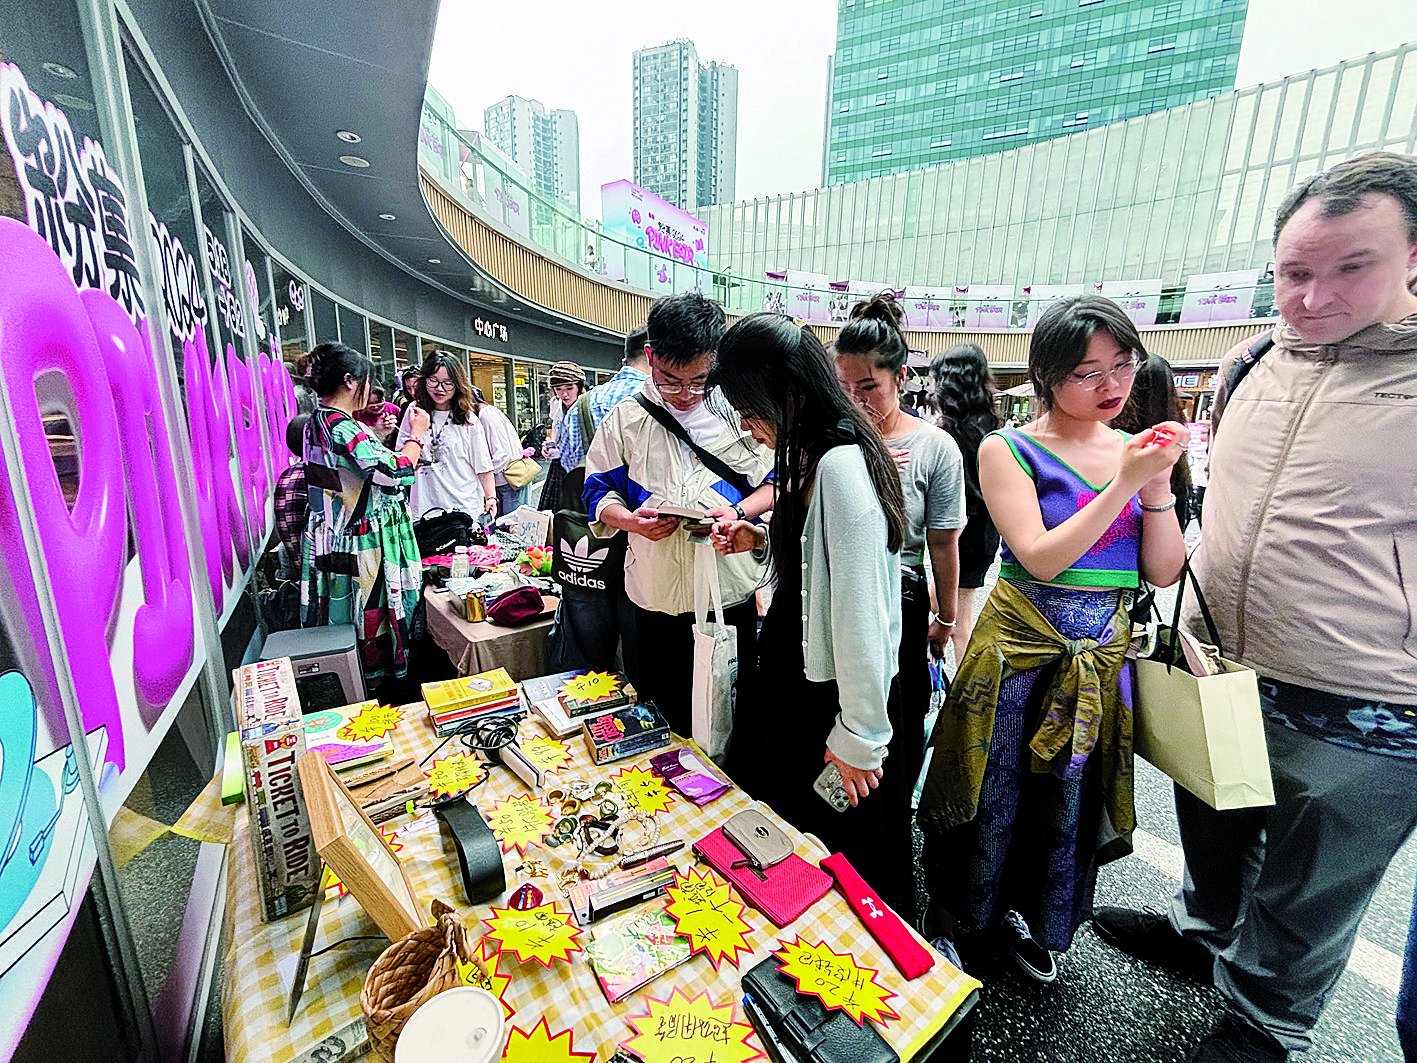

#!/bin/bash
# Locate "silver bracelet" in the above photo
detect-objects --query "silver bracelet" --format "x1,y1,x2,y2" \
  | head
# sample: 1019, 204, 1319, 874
1139, 494, 1177, 513
931, 613, 957, 628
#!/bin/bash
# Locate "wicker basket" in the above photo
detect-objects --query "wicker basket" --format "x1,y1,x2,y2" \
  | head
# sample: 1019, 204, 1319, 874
360, 900, 480, 1061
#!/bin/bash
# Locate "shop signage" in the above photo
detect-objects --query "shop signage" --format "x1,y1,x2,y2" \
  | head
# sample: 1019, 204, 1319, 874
474, 315, 509, 343
0, 63, 296, 1059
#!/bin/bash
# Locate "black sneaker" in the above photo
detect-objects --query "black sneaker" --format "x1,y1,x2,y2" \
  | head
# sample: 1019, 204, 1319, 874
1093, 906, 1214, 982
1000, 910, 1057, 983
1188, 1016, 1288, 1062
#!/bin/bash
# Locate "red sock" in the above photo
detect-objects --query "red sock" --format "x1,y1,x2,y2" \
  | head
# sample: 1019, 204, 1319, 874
820, 852, 935, 981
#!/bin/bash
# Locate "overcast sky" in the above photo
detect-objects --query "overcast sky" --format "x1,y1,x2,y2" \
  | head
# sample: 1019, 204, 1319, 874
427, 0, 1417, 220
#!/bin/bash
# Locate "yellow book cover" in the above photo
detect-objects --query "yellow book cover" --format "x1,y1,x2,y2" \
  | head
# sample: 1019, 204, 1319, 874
421, 668, 517, 717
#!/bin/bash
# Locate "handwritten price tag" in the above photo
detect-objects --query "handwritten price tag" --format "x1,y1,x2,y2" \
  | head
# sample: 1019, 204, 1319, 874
623, 987, 763, 1063
457, 944, 514, 1020
664, 868, 755, 969
485, 793, 553, 854
521, 734, 573, 774
424, 751, 484, 799
336, 703, 402, 742
774, 937, 899, 1027
503, 1018, 594, 1063
483, 902, 583, 967
612, 764, 674, 814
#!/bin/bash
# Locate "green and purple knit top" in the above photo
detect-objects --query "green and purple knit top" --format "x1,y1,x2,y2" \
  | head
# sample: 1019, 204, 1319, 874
993, 428, 1142, 589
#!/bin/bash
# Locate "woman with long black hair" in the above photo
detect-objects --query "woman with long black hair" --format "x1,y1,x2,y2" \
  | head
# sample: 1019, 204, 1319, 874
708, 313, 917, 918
930, 343, 1002, 659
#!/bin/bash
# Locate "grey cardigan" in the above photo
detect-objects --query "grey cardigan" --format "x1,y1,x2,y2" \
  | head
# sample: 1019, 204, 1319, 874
799, 446, 903, 771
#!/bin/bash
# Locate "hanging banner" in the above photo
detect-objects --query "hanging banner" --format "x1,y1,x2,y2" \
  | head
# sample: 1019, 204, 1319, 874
902, 286, 949, 329
950, 284, 1014, 330
1179, 268, 1261, 324
1096, 279, 1164, 328
785, 269, 831, 323
1019, 284, 1084, 327
601, 180, 707, 295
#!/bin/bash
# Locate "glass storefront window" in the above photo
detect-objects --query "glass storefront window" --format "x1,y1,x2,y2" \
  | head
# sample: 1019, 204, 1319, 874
271, 261, 309, 365
393, 328, 417, 371
368, 319, 396, 381
241, 225, 279, 357
309, 287, 338, 344
193, 163, 243, 366
337, 303, 367, 356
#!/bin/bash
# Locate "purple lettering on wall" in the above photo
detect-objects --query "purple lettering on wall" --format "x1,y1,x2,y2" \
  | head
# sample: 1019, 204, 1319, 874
83, 292, 196, 711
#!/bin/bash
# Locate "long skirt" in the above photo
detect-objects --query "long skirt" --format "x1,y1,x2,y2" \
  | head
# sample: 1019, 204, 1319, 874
301, 511, 422, 680
924, 581, 1129, 952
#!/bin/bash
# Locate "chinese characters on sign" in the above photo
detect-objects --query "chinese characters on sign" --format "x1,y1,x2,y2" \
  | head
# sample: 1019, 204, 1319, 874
473, 316, 508, 343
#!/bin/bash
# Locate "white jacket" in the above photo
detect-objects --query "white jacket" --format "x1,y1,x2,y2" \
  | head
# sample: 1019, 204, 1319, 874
584, 384, 773, 615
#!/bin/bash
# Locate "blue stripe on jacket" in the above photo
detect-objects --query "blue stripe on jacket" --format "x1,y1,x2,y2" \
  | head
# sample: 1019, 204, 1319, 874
584, 465, 652, 515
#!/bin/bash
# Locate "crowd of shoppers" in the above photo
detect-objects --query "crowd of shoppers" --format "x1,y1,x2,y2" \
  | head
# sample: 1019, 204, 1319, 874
277, 150, 1417, 1061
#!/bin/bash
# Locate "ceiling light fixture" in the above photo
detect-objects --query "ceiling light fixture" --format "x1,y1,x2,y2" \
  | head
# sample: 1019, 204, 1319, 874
427, 258, 441, 264
336, 130, 362, 144
43, 62, 78, 79
338, 154, 370, 169
378, 212, 396, 221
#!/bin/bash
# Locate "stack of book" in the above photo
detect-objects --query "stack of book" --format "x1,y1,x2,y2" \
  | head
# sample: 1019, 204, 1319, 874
519, 669, 638, 737
421, 668, 519, 736
303, 700, 393, 773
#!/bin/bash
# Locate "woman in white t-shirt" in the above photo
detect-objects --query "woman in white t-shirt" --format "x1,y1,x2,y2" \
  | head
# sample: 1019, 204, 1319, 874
397, 351, 497, 520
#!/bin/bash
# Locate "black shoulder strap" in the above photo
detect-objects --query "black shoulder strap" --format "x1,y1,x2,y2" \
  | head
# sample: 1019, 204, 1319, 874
1222, 332, 1276, 399
632, 394, 753, 498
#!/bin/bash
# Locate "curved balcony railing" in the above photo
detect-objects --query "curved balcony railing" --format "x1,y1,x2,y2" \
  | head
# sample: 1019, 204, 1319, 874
417, 95, 1277, 360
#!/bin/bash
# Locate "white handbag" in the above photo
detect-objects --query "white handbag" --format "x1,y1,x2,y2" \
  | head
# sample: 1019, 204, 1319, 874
691, 543, 738, 764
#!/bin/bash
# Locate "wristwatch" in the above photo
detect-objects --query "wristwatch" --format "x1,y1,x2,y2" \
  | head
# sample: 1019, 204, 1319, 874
732, 503, 747, 521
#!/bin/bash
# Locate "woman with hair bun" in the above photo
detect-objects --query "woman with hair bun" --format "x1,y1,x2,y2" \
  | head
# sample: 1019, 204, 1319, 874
833, 292, 966, 859
303, 342, 430, 681
930, 343, 1002, 659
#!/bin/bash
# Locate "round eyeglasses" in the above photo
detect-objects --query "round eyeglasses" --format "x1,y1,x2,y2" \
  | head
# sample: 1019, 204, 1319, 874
1066, 356, 1142, 391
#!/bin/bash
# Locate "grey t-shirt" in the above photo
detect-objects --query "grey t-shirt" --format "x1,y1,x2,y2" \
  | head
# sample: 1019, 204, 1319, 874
888, 420, 966, 567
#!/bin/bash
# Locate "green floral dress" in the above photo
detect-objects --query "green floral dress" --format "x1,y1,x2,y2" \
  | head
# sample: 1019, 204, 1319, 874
301, 407, 422, 679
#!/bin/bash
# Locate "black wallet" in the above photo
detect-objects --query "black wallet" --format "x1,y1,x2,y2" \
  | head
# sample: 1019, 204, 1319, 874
740, 956, 899, 1063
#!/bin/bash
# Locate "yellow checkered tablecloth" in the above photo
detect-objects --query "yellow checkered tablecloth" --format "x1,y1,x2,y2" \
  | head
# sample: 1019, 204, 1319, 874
222, 707, 981, 1062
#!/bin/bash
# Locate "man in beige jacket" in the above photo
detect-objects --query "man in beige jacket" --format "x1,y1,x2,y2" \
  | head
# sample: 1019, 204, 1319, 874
1095, 152, 1417, 1061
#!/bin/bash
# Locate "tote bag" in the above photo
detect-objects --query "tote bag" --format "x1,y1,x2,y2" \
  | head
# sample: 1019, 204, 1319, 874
691, 543, 738, 763
1133, 562, 1274, 810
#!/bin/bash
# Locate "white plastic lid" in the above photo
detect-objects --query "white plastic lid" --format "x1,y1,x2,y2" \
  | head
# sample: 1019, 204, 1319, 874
455, 545, 468, 553
394, 987, 504, 1063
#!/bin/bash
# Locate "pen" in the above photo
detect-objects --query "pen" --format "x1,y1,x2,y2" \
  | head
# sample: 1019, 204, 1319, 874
620, 841, 684, 869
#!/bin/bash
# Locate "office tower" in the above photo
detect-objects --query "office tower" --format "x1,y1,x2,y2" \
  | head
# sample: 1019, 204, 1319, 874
633, 40, 739, 209
824, 0, 1250, 184
483, 95, 582, 210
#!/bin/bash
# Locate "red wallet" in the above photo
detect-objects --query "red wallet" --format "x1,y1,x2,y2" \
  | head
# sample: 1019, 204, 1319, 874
693, 827, 833, 927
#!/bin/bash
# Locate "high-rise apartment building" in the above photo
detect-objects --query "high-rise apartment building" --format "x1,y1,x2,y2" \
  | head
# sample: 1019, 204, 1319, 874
825, 0, 1249, 185
633, 40, 739, 209
483, 95, 581, 210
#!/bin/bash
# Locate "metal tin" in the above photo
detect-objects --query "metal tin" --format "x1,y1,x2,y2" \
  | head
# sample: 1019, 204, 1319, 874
465, 591, 487, 622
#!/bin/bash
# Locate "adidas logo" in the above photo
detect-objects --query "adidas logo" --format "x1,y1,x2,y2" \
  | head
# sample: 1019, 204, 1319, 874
559, 537, 610, 573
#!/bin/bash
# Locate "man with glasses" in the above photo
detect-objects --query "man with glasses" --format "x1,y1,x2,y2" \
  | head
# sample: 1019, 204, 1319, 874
584, 292, 775, 734
1094, 152, 1417, 1062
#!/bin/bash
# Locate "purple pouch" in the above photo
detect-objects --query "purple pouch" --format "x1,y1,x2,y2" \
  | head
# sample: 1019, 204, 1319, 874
650, 749, 732, 806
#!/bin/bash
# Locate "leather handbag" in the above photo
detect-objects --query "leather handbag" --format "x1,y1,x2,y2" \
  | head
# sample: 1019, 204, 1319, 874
501, 455, 541, 490
412, 507, 476, 558
740, 956, 899, 1063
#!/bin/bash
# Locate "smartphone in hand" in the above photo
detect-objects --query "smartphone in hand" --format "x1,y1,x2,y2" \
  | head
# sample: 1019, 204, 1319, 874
813, 762, 851, 813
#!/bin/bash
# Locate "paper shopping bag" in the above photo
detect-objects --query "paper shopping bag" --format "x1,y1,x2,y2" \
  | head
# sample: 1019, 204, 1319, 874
691, 544, 738, 763
1134, 628, 1274, 810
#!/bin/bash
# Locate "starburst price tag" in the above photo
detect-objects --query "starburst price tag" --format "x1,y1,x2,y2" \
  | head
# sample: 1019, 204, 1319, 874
623, 988, 763, 1063
502, 1018, 594, 1063
774, 937, 899, 1027
482, 902, 583, 967
521, 734, 573, 774
612, 763, 674, 814
664, 868, 756, 969
424, 751, 484, 799
559, 670, 624, 707
485, 793, 553, 854
456, 946, 514, 1020
336, 703, 402, 742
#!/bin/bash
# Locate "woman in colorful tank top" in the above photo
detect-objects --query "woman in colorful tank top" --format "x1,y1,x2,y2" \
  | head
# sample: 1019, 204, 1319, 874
918, 296, 1188, 984
301, 343, 430, 682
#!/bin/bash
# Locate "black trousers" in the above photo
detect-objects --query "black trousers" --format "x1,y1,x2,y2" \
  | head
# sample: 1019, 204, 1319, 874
629, 599, 758, 738
546, 585, 639, 678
